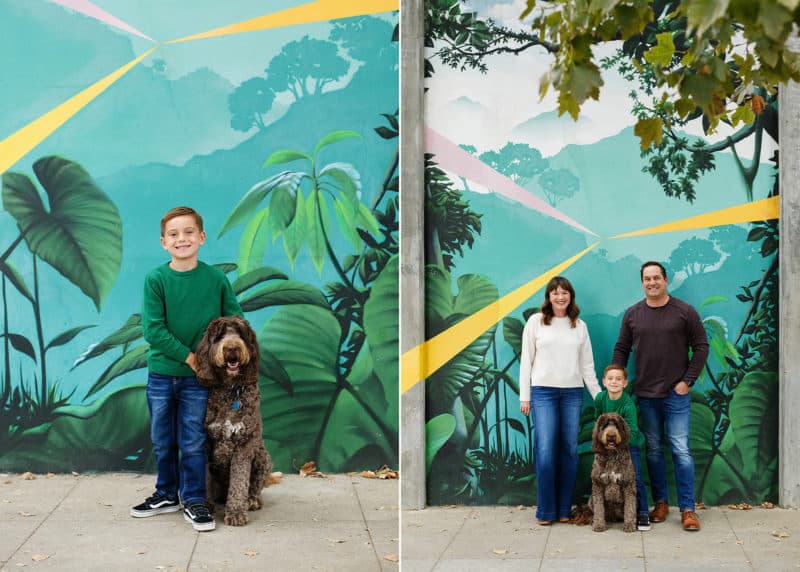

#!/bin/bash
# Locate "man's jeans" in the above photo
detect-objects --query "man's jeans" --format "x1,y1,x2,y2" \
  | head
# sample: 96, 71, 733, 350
629, 445, 649, 515
638, 389, 695, 512
531, 386, 583, 521
146, 372, 209, 505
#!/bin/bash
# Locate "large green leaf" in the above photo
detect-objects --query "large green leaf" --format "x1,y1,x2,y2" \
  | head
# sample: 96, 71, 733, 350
231, 266, 288, 295
728, 371, 778, 490
237, 207, 270, 275
332, 198, 362, 250
239, 280, 328, 312
318, 162, 361, 214
71, 314, 142, 369
219, 171, 306, 237
1, 333, 36, 362
282, 190, 307, 268
262, 149, 311, 168
306, 191, 326, 274
426, 414, 456, 474
2, 156, 122, 310
85, 344, 149, 397
0, 260, 33, 303
502, 317, 524, 357
260, 305, 340, 469
363, 256, 398, 397
313, 130, 361, 158
425, 269, 499, 413
0, 385, 151, 472
46, 325, 95, 351
268, 186, 297, 238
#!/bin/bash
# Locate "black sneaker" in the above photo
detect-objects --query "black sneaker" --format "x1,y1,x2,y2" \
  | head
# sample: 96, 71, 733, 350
130, 492, 180, 518
184, 502, 215, 531
637, 512, 651, 531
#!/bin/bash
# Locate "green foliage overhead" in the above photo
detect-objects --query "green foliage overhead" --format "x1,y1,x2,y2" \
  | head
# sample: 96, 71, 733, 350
521, 0, 799, 141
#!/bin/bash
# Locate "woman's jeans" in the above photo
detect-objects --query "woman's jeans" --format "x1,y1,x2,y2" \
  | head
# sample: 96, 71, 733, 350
638, 389, 695, 512
146, 372, 209, 505
531, 386, 583, 521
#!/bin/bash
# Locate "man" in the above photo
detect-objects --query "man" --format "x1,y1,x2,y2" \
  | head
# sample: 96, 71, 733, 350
612, 261, 709, 532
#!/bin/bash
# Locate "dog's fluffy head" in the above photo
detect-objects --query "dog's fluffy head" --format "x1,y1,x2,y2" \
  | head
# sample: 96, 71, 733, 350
196, 315, 259, 386
592, 412, 631, 454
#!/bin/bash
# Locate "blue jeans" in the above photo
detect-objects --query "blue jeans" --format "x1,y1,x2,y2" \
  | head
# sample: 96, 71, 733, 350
638, 390, 695, 512
531, 386, 583, 521
630, 446, 649, 515
146, 372, 209, 505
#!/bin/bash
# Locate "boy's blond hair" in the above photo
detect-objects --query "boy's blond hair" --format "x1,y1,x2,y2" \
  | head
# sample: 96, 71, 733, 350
603, 364, 628, 378
160, 206, 204, 236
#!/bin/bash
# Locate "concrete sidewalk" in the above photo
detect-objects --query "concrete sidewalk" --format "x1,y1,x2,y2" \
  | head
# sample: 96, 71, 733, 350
0, 472, 398, 571
402, 504, 800, 571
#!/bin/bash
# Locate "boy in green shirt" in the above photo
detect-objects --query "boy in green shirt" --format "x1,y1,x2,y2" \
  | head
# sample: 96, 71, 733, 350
594, 364, 650, 531
130, 206, 242, 531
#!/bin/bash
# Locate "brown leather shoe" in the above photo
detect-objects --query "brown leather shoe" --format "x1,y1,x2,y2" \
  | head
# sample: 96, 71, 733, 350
681, 509, 700, 531
650, 500, 669, 523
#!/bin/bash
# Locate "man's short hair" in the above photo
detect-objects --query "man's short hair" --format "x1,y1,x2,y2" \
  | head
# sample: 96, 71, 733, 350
161, 206, 204, 236
603, 364, 628, 378
640, 260, 667, 281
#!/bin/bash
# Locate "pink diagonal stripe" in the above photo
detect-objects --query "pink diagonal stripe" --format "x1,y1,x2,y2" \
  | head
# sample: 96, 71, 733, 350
52, 0, 156, 42
425, 126, 597, 236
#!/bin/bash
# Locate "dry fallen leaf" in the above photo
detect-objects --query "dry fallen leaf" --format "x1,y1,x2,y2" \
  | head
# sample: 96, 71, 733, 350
383, 554, 399, 562
18, 511, 35, 517
761, 502, 775, 509
696, 502, 707, 510
244, 550, 258, 557
31, 555, 49, 562
97, 501, 112, 507
326, 538, 347, 544
375, 465, 398, 479
4, 480, 12, 485
266, 473, 282, 487
771, 529, 790, 539
15, 563, 27, 567
362, 471, 377, 479
21, 472, 35, 481
298, 461, 325, 478
492, 549, 508, 555
71, 471, 80, 477
46, 473, 55, 478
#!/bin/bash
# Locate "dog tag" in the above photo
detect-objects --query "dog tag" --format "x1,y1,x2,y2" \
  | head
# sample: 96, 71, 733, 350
232, 400, 240, 411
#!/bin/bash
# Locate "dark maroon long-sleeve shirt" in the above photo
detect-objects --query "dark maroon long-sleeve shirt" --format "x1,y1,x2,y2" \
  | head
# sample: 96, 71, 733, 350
612, 297, 709, 398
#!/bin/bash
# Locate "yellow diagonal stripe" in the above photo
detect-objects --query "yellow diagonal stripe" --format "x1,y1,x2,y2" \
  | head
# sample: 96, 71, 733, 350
168, 0, 399, 44
0, 48, 158, 176
401, 242, 600, 394
610, 196, 779, 239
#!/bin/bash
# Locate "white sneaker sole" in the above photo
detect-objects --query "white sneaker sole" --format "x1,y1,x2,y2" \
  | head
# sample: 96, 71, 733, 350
130, 505, 181, 518
184, 513, 216, 531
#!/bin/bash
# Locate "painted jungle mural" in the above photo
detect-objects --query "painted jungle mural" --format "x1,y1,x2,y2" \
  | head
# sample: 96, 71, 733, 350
422, 0, 779, 506
0, 1, 398, 473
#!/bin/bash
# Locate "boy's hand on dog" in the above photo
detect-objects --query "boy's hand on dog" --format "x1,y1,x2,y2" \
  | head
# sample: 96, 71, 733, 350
185, 352, 198, 373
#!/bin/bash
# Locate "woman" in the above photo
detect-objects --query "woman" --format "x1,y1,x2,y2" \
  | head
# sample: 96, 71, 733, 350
519, 275, 601, 525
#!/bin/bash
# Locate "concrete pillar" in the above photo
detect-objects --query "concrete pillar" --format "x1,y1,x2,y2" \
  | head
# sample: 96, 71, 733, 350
779, 74, 800, 507
400, 0, 427, 510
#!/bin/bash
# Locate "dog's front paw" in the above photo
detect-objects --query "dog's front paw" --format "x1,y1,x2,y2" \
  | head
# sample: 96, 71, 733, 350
248, 495, 263, 511
592, 521, 607, 532
224, 511, 248, 526
623, 521, 636, 533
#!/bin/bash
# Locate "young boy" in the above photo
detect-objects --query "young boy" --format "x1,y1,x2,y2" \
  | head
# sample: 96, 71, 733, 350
130, 206, 242, 531
594, 364, 651, 531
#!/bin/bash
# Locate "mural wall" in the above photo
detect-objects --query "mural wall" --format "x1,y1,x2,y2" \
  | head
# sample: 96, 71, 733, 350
0, 1, 398, 473
423, 0, 779, 506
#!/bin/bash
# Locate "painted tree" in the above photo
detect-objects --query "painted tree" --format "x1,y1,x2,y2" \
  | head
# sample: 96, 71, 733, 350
228, 78, 275, 133
265, 36, 350, 101
478, 143, 549, 186
669, 236, 721, 276
537, 167, 579, 207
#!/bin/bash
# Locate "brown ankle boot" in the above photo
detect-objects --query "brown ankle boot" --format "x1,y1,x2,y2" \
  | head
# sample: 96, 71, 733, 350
650, 500, 669, 523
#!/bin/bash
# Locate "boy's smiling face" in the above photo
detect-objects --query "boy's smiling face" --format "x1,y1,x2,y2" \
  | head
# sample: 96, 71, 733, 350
161, 214, 206, 267
603, 368, 627, 399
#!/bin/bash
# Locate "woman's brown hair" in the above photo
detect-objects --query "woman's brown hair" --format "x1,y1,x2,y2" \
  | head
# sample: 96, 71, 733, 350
540, 276, 579, 327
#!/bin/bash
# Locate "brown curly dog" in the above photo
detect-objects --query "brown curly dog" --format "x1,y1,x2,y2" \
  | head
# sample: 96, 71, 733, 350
590, 412, 637, 533
196, 315, 272, 526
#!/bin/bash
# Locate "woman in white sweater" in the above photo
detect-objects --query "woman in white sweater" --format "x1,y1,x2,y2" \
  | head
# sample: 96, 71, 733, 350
519, 276, 601, 525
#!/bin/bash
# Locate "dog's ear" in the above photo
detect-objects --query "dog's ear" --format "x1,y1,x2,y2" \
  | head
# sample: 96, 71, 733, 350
195, 318, 225, 385
592, 414, 605, 454
617, 414, 631, 448
236, 316, 261, 385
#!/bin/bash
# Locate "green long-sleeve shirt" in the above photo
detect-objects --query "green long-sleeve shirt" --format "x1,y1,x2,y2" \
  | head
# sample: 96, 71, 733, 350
142, 261, 242, 376
593, 390, 644, 448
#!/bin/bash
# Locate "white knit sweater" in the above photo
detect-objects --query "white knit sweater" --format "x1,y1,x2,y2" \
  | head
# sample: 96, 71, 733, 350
518, 313, 601, 402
